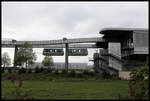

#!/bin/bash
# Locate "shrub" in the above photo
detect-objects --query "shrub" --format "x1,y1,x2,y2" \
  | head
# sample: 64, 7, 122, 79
42, 68, 52, 74
8, 68, 12, 73
7, 74, 31, 99
130, 63, 149, 99
40, 66, 44, 72
68, 69, 76, 77
47, 68, 52, 73
130, 63, 148, 81
27, 68, 32, 73
83, 70, 89, 75
101, 71, 111, 79
18, 69, 21, 74
76, 73, 83, 78
35, 66, 40, 73
1, 68, 5, 73
61, 69, 67, 74
118, 62, 149, 100
88, 71, 95, 77
111, 75, 120, 80
43, 69, 47, 74
18, 68, 26, 74
119, 80, 148, 100
94, 70, 100, 74
54, 69, 59, 75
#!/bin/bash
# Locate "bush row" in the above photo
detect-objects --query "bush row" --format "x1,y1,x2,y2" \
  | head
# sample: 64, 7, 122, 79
2, 67, 119, 79
2, 67, 97, 77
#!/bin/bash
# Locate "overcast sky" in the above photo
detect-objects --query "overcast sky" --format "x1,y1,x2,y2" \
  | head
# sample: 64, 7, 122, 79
2, 1, 148, 66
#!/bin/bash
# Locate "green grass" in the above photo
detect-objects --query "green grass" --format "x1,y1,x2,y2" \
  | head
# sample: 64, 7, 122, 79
2, 73, 129, 100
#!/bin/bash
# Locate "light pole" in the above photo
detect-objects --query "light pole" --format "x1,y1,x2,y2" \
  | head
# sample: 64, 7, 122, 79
63, 37, 69, 71
12, 39, 17, 68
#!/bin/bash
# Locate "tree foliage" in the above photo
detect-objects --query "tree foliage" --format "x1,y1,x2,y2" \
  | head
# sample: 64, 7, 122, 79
2, 52, 11, 68
119, 61, 149, 100
42, 56, 54, 68
129, 62, 149, 99
14, 42, 36, 69
130, 62, 148, 81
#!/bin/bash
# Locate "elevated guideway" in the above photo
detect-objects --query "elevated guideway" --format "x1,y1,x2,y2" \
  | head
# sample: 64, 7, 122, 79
2, 37, 105, 48
2, 43, 100, 48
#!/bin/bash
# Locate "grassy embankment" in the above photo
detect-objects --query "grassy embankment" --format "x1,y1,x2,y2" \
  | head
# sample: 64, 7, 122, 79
2, 71, 129, 100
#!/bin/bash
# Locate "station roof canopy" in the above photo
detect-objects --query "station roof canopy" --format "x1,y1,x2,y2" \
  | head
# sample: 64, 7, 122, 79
99, 28, 148, 35
99, 28, 148, 41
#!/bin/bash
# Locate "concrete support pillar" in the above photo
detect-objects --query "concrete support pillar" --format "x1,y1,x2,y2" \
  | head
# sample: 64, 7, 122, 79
14, 45, 18, 67
93, 53, 100, 73
65, 43, 69, 71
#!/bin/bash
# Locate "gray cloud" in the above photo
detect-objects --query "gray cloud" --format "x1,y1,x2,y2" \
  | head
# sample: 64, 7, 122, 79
2, 2, 148, 40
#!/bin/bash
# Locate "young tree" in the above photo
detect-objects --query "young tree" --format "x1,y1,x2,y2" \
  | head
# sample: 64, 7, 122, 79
14, 42, 36, 69
42, 56, 54, 68
2, 52, 11, 69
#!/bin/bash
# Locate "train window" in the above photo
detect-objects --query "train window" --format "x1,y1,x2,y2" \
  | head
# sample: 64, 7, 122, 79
79, 49, 81, 53
43, 48, 64, 56
68, 48, 88, 56
43, 48, 88, 56
73, 49, 76, 53
57, 49, 61, 52
45, 49, 49, 52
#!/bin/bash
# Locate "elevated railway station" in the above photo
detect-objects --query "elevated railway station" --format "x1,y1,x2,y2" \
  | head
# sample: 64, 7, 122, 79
92, 28, 148, 74
2, 28, 149, 75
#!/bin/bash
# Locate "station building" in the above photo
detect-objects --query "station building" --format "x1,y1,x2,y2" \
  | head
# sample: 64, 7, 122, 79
93, 28, 149, 78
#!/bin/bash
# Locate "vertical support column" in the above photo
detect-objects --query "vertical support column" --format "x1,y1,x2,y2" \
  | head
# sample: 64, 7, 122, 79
146, 56, 149, 65
65, 43, 69, 71
93, 53, 100, 73
14, 45, 18, 67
